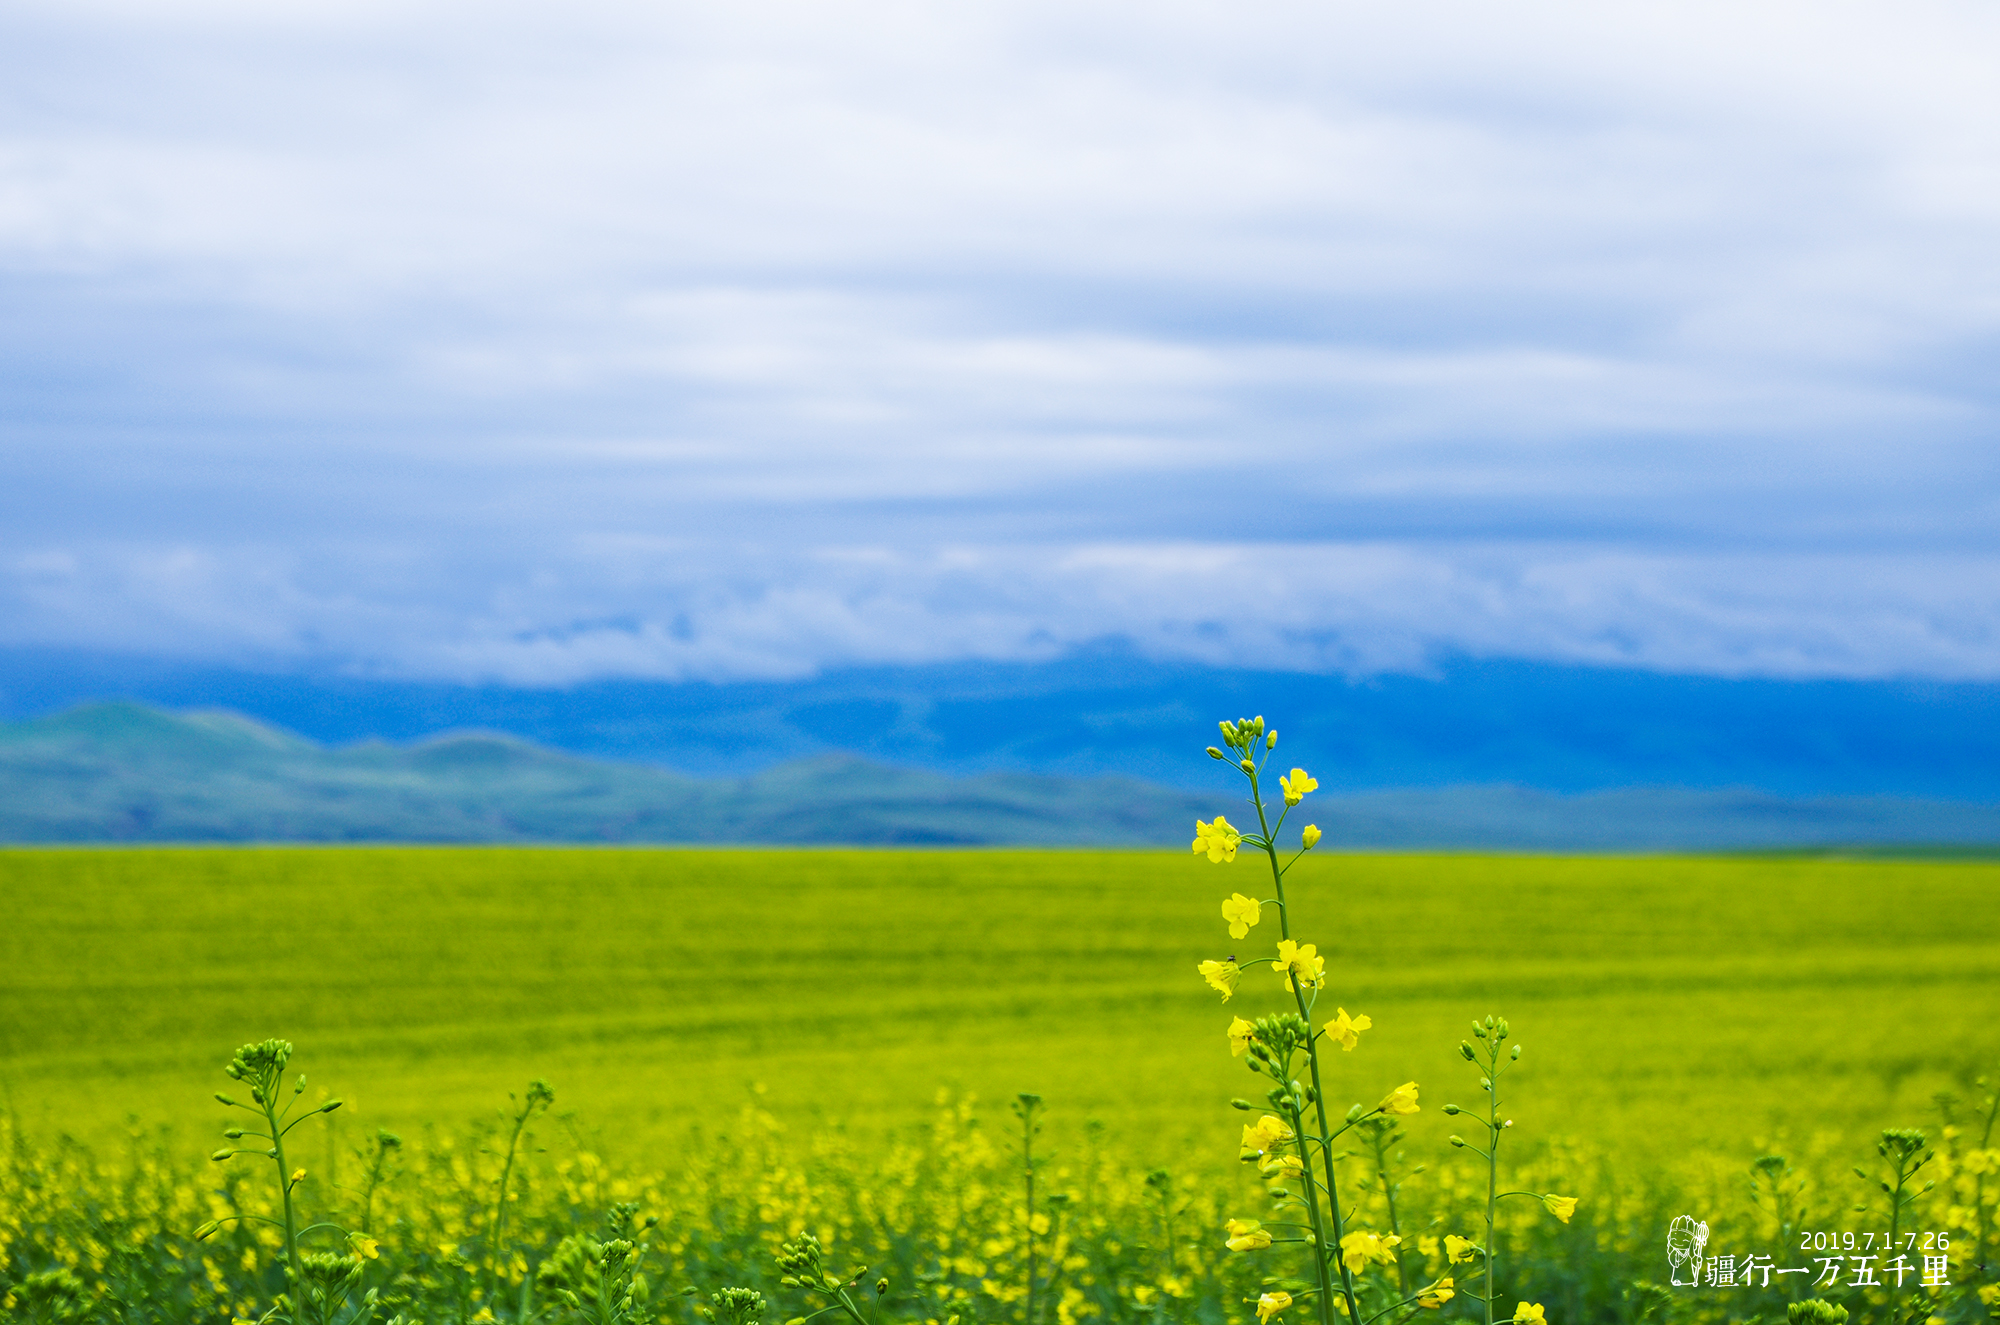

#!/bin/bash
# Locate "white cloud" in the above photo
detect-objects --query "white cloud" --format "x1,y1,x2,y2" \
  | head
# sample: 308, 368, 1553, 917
4, 538, 1996, 684
0, 0, 1996, 680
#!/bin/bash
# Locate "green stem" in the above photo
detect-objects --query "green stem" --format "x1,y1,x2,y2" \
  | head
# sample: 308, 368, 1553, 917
489, 1106, 532, 1305
1484, 1045, 1503, 1325
1370, 1128, 1411, 1297
1254, 766, 1364, 1325
1022, 1102, 1038, 1325
265, 1096, 301, 1306
1282, 1090, 1341, 1325
1978, 1087, 1999, 1280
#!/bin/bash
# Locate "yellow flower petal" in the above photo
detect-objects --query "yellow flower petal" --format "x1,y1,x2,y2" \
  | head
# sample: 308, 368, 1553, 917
1193, 816, 1243, 863
1227, 1017, 1255, 1057
1198, 959, 1243, 1001
1221, 893, 1262, 939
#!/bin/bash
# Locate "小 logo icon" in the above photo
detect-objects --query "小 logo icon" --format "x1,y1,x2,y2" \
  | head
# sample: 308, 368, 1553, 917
1667, 1215, 1710, 1286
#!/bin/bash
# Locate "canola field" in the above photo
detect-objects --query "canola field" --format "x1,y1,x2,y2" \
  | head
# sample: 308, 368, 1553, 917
3, 845, 1999, 1325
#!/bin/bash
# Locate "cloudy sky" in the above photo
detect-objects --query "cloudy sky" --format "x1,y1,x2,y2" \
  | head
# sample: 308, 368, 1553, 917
2, 0, 1997, 684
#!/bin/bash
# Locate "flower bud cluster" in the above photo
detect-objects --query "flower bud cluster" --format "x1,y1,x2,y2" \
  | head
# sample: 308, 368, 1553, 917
777, 1234, 854, 1295
706, 1286, 766, 1325
224, 1039, 294, 1106
1216, 716, 1267, 754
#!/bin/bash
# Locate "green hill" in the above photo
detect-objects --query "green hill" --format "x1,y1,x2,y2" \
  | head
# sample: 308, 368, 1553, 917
3, 701, 1999, 846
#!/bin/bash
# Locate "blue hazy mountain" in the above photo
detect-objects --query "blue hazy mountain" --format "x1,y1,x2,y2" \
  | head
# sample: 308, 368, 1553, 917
5, 700, 1999, 847
1, 646, 1996, 798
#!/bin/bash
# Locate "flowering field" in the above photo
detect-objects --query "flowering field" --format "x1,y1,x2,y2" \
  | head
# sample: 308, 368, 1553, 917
3, 823, 1998, 1322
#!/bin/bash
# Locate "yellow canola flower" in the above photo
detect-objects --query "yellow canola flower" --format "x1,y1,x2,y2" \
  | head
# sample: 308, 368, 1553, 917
1542, 1194, 1577, 1224
1417, 1279, 1454, 1310
1323, 1007, 1372, 1050
1444, 1235, 1478, 1264
1274, 940, 1325, 991
1339, 1231, 1402, 1270
288, 1168, 306, 1187
1241, 1115, 1294, 1156
1301, 824, 1321, 849
1378, 1081, 1420, 1117
1227, 1017, 1256, 1057
1513, 1305, 1546, 1324
1255, 1291, 1292, 1323
1192, 816, 1243, 863
1259, 1153, 1304, 1180
1278, 768, 1317, 805
1199, 960, 1243, 1001
347, 1232, 379, 1260
1221, 893, 1262, 938
1225, 1218, 1273, 1251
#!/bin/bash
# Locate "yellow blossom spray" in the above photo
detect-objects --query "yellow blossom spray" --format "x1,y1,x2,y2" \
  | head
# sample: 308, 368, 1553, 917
1192, 716, 1438, 1325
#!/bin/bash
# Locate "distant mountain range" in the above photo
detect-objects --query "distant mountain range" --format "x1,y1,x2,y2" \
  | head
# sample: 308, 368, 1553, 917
3, 646, 1998, 800
4, 701, 1998, 848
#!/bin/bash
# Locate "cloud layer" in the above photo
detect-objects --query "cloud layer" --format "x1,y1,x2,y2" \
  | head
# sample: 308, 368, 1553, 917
2, 0, 1997, 681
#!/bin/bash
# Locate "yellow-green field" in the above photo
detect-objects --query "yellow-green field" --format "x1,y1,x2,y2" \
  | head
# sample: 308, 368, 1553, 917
4, 846, 1996, 1161
6, 845, 2000, 1325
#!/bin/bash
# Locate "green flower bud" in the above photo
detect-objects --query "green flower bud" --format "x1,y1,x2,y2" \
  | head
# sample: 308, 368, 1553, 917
1459, 1042, 1476, 1061
1266, 731, 1277, 749
1239, 758, 1255, 773
1230, 1098, 1257, 1110
1208, 746, 1225, 759
1442, 1104, 1461, 1115
210, 1148, 232, 1162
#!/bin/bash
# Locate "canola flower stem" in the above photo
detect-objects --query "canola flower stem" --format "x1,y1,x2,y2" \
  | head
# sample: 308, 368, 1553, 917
261, 1090, 303, 1307
488, 1084, 552, 1308
1359, 1294, 1426, 1325
199, 1213, 286, 1234
1280, 1091, 1341, 1325
1479, 1040, 1506, 1325
829, 1288, 872, 1325
1248, 761, 1365, 1325
1976, 1085, 1999, 1278
1367, 1127, 1412, 1298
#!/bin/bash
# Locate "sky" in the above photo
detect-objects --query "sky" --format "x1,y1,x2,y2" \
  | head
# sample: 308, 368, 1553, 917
3, 0, 1998, 687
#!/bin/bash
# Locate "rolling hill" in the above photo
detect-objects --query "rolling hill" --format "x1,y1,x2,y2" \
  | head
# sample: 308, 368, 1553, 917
3, 701, 1998, 847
